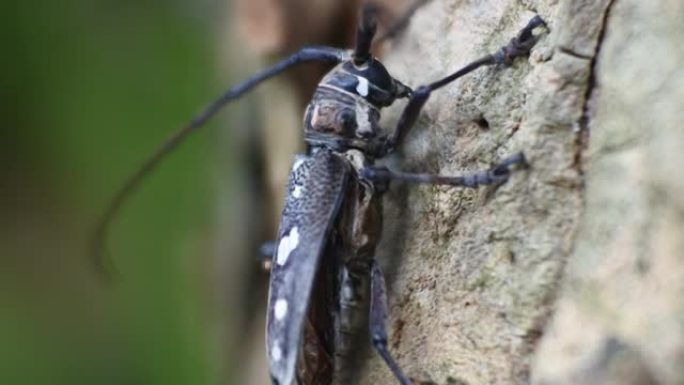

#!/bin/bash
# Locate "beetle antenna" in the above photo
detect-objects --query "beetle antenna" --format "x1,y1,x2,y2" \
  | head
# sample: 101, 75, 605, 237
90, 46, 348, 280
353, 3, 379, 65
90, 109, 211, 281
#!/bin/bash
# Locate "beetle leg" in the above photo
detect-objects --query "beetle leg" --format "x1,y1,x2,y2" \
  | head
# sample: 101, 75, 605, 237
369, 261, 413, 385
361, 152, 527, 188
256, 241, 276, 271
381, 15, 545, 153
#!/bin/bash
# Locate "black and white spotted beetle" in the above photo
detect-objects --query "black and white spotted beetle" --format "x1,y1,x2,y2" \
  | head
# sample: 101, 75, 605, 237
92, 5, 545, 385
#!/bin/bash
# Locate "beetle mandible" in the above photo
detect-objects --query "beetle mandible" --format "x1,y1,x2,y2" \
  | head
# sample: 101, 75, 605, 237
92, 4, 546, 385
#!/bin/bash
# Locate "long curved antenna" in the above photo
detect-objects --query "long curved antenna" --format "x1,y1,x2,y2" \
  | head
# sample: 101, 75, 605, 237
353, 4, 379, 65
90, 46, 348, 280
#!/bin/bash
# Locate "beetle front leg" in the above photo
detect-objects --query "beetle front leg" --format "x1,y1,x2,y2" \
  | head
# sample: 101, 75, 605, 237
361, 153, 527, 188
380, 15, 545, 154
369, 261, 413, 385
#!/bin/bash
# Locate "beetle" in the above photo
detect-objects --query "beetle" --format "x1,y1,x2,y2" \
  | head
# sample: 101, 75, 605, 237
92, 4, 545, 385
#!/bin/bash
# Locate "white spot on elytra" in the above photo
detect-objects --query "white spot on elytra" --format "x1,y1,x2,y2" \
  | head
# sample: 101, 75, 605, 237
356, 76, 369, 96
271, 345, 282, 362
292, 185, 303, 198
274, 299, 288, 320
292, 158, 305, 172
276, 227, 299, 265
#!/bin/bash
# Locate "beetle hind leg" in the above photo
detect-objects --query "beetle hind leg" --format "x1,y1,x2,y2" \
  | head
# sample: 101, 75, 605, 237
369, 261, 413, 385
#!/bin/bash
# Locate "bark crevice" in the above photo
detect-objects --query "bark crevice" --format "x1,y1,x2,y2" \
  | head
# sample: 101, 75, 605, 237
575, 0, 618, 174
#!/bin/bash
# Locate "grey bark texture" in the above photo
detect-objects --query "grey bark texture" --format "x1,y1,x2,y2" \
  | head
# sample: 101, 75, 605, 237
357, 1, 684, 385
227, 0, 684, 384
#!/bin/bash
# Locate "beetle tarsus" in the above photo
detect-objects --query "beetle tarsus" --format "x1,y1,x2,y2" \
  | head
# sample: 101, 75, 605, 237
493, 15, 547, 65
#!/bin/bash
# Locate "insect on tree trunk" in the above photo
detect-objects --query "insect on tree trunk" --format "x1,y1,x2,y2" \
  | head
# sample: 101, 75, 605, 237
223, 1, 684, 385
356, 1, 684, 385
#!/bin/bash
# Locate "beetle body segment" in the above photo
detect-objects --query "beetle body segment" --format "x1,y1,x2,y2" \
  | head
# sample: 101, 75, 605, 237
303, 58, 408, 143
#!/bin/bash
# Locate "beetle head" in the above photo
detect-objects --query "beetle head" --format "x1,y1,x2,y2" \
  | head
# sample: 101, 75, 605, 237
341, 59, 411, 107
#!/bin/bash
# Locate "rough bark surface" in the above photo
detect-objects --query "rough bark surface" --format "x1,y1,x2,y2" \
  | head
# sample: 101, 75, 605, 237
357, 1, 684, 385
359, 1, 583, 384
531, 1, 684, 385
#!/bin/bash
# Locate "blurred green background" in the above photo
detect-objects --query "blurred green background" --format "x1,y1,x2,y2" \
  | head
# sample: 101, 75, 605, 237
2, 0, 232, 384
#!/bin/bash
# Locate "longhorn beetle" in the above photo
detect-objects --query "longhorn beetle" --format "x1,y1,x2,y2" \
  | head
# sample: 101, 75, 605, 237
92, 5, 546, 385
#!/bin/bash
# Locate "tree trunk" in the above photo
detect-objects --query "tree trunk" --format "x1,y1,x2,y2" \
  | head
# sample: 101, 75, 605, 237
358, 1, 684, 385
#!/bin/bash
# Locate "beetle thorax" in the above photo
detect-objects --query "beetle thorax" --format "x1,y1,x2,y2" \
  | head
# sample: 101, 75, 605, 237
303, 64, 382, 141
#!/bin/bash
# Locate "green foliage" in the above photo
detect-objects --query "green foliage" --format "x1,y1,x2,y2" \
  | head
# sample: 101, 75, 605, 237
1, 1, 226, 384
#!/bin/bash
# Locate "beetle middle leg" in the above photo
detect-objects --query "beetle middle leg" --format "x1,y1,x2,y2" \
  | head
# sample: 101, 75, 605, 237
360, 153, 527, 188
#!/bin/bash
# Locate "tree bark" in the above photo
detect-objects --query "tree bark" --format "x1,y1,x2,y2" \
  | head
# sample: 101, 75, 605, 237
358, 1, 684, 385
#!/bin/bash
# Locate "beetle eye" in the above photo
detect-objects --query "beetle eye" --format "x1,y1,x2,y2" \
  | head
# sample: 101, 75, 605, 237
338, 110, 357, 135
